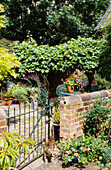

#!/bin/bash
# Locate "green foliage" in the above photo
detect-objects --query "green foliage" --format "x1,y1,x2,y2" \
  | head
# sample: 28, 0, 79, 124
12, 36, 104, 77
83, 97, 111, 137
5, 84, 28, 100
0, 0, 110, 45
53, 105, 60, 124
64, 76, 77, 88
99, 20, 111, 81
57, 135, 111, 167
0, 132, 35, 170
0, 4, 20, 86
64, 69, 88, 91
94, 72, 111, 90
0, 38, 13, 50
0, 4, 5, 29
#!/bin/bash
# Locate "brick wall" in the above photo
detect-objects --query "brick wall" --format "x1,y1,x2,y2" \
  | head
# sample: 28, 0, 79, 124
60, 90, 111, 139
0, 109, 7, 133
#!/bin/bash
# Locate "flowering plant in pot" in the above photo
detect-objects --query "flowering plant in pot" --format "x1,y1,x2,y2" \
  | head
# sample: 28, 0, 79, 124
63, 75, 77, 93
64, 69, 88, 93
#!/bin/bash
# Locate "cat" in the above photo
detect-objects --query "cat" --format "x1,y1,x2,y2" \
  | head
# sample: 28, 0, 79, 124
43, 137, 59, 163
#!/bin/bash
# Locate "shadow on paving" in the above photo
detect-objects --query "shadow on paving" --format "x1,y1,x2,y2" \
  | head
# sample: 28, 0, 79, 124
36, 158, 108, 170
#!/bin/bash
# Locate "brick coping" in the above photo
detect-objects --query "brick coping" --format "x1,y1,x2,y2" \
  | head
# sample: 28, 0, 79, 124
60, 90, 111, 105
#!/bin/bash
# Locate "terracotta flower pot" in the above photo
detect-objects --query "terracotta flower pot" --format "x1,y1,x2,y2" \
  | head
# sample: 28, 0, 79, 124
67, 86, 74, 93
4, 98, 13, 105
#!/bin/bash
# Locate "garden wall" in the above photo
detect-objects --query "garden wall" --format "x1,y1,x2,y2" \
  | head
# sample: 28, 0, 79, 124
0, 109, 7, 133
60, 90, 111, 139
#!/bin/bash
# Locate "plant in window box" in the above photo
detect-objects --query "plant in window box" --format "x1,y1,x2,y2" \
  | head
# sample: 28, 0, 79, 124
52, 105, 60, 141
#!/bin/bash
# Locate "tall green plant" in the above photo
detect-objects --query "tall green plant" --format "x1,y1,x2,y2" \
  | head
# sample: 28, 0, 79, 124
12, 36, 105, 77
0, 132, 35, 170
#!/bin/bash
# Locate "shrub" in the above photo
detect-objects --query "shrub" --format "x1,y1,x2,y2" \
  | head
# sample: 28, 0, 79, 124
5, 84, 28, 100
83, 97, 111, 137
94, 72, 111, 90
12, 36, 104, 77
57, 135, 111, 167
99, 20, 111, 81
0, 4, 20, 86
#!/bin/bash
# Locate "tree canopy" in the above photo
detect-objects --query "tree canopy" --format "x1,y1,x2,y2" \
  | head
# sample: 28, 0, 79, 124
1, 0, 110, 45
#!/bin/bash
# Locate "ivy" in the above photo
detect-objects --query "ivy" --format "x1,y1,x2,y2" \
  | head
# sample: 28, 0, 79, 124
12, 36, 105, 77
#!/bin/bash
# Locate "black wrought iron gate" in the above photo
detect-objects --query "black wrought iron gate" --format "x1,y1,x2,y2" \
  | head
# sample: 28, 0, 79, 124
7, 98, 56, 169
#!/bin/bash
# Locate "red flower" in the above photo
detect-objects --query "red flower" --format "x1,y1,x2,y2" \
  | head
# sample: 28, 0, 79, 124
65, 78, 69, 81
74, 75, 77, 79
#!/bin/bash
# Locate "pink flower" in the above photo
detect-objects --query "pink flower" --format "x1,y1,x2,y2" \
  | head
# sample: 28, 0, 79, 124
76, 155, 80, 157
71, 73, 75, 77
66, 151, 69, 155
83, 73, 87, 77
64, 154, 68, 157
81, 147, 84, 150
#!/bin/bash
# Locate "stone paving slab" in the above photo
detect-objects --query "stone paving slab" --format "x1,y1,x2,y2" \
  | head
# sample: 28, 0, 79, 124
32, 158, 111, 170
22, 157, 44, 170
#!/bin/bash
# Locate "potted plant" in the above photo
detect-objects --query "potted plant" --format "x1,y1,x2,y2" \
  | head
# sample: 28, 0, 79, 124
52, 105, 60, 141
64, 69, 88, 93
11, 84, 28, 103
0, 132, 35, 170
63, 75, 77, 93
4, 84, 28, 105
3, 86, 14, 105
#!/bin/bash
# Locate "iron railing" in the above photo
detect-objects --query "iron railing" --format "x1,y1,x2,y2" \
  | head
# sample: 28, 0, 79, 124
7, 98, 56, 169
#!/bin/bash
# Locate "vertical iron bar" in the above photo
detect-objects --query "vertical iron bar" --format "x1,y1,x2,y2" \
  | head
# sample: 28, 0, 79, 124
24, 102, 26, 163
19, 103, 21, 164
8, 107, 10, 132
24, 103, 26, 136
48, 99, 50, 139
29, 103, 30, 137
36, 100, 39, 156
29, 103, 30, 161
14, 107, 16, 130
33, 101, 35, 158
45, 106, 46, 143
41, 106, 42, 154
19, 103, 21, 135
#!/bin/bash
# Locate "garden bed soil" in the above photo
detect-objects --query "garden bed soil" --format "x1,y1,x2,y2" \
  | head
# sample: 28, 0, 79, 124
43, 160, 110, 170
